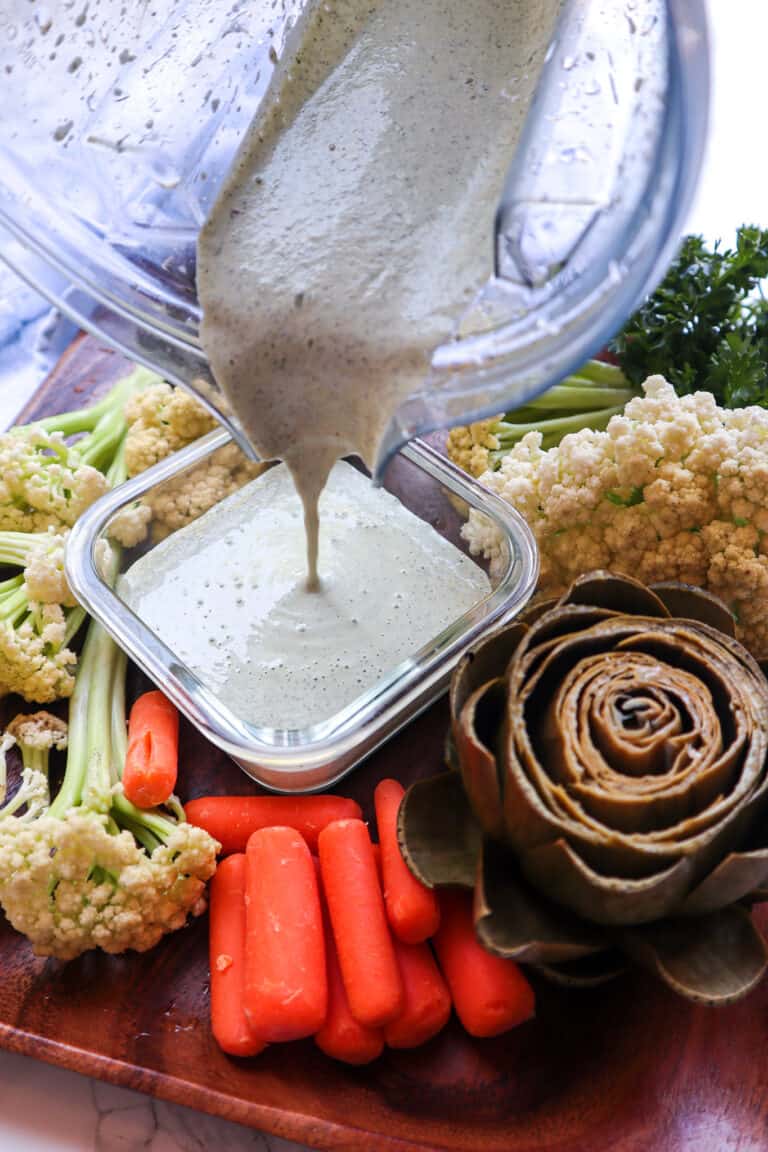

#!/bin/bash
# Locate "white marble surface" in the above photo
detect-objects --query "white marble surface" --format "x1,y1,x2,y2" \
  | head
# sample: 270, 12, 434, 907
0, 1049, 303, 1152
0, 2, 759, 1149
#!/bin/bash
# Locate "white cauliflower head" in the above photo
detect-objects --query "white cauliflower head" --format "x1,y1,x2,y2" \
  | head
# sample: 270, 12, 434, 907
0, 429, 108, 532
0, 808, 217, 960
0, 612, 77, 703
464, 376, 768, 661
22, 530, 77, 607
124, 383, 217, 475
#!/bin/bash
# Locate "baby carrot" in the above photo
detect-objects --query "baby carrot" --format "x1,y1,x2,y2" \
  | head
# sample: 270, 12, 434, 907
318, 819, 403, 1029
315, 862, 384, 1065
185, 795, 362, 854
244, 826, 327, 1041
208, 854, 266, 1057
374, 778, 440, 943
385, 938, 452, 1049
433, 889, 535, 1038
124, 690, 179, 808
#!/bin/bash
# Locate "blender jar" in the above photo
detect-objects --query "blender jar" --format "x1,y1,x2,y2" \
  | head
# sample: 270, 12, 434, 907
0, 0, 709, 466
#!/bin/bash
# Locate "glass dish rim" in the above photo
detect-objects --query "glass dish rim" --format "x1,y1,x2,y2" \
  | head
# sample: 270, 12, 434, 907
65, 431, 538, 784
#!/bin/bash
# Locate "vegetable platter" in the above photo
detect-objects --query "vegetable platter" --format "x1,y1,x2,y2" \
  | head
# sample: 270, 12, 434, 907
2, 336, 768, 1152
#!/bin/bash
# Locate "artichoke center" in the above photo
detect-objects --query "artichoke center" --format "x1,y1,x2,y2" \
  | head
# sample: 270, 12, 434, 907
534, 651, 729, 834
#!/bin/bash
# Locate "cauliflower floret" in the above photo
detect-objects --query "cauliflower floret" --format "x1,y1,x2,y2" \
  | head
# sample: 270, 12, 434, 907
22, 530, 77, 607
0, 429, 108, 532
6, 711, 68, 752
642, 463, 715, 538
462, 376, 768, 662
0, 614, 77, 702
124, 383, 217, 475
635, 530, 708, 587
108, 500, 154, 548
114, 444, 268, 546
147, 443, 268, 540
0, 809, 217, 960
0, 530, 83, 702
118, 384, 266, 544
484, 433, 545, 526
446, 419, 500, 478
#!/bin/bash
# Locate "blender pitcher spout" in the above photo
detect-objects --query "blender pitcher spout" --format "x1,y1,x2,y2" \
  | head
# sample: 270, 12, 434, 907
374, 0, 709, 481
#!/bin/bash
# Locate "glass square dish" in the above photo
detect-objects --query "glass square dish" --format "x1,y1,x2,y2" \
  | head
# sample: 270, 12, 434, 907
65, 431, 537, 792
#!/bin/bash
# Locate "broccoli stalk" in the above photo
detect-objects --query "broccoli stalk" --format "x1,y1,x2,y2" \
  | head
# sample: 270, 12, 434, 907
444, 357, 635, 474
446, 360, 637, 476
14, 369, 159, 469
490, 362, 636, 454
0, 368, 159, 534
0, 580, 219, 959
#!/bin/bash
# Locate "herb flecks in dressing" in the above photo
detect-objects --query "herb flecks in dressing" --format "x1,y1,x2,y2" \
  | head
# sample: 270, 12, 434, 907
197, 0, 559, 584
120, 462, 491, 730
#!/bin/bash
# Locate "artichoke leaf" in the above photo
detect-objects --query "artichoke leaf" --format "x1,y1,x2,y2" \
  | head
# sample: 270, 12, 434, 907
679, 847, 768, 916
475, 838, 607, 963
558, 570, 670, 617
456, 678, 507, 839
533, 951, 627, 988
623, 906, 768, 1005
520, 836, 694, 926
397, 772, 481, 889
509, 605, 616, 683
450, 624, 525, 720
444, 730, 460, 773
651, 582, 737, 638
518, 595, 561, 627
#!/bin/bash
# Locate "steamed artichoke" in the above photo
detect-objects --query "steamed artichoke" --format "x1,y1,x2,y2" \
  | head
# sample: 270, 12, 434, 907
400, 572, 768, 1004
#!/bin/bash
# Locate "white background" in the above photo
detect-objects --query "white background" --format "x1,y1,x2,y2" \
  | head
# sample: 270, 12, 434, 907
0, 2, 762, 1149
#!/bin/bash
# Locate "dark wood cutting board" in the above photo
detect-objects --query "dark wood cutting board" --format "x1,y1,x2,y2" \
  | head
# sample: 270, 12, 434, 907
1, 335, 767, 1152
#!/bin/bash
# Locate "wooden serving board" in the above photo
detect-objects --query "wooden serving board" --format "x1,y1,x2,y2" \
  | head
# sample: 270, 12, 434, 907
1, 336, 767, 1152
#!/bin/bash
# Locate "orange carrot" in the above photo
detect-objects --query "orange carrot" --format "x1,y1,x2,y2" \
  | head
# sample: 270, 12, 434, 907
185, 795, 362, 854
244, 827, 327, 1041
432, 889, 535, 1038
124, 690, 179, 808
374, 778, 440, 944
318, 819, 403, 1028
385, 937, 452, 1049
315, 861, 384, 1065
208, 854, 266, 1057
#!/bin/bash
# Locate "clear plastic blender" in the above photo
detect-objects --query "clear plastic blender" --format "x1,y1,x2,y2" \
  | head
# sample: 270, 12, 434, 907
0, 0, 709, 469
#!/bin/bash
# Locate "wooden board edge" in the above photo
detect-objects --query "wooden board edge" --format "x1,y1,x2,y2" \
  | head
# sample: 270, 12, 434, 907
0, 1024, 447, 1152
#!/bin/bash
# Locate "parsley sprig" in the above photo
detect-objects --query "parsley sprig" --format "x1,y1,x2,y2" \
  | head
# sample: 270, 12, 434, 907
612, 225, 768, 408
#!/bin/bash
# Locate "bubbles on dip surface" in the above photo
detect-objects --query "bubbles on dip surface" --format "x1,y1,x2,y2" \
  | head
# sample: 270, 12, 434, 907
120, 461, 491, 730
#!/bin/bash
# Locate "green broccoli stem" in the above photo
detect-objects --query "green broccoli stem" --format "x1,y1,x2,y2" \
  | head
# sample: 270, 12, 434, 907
0, 539, 86, 645
491, 403, 626, 455
0, 532, 41, 568
18, 369, 157, 442
570, 359, 628, 387
476, 360, 637, 467
516, 382, 636, 413
500, 361, 634, 417
47, 617, 99, 817
48, 525, 185, 848
0, 578, 28, 626
64, 606, 87, 644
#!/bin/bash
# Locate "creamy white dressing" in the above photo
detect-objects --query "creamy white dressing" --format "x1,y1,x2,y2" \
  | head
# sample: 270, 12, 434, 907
120, 462, 490, 730
197, 0, 559, 583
